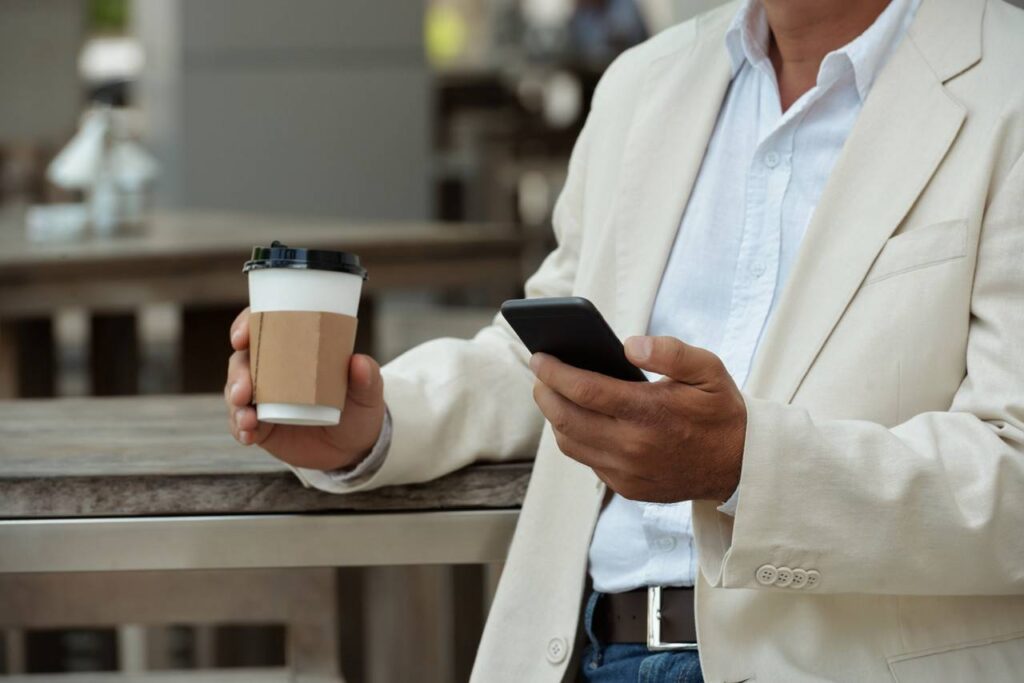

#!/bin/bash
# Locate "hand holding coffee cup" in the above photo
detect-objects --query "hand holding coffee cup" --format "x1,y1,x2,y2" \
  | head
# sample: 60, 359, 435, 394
225, 243, 385, 471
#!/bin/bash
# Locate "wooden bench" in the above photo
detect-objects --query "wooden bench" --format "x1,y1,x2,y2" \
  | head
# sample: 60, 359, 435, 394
0, 395, 532, 681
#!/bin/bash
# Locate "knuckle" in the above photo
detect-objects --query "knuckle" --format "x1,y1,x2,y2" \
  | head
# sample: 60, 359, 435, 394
634, 396, 666, 426
710, 353, 727, 374
652, 401, 676, 425
619, 396, 646, 421
671, 345, 689, 370
624, 437, 646, 459
551, 409, 572, 434
572, 378, 598, 406
553, 430, 573, 455
617, 482, 640, 501
673, 417, 693, 443
667, 339, 684, 362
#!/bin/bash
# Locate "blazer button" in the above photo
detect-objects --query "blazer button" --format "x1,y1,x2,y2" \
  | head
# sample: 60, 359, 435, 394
755, 564, 778, 586
790, 568, 808, 589
804, 570, 821, 590
774, 567, 794, 588
546, 637, 568, 664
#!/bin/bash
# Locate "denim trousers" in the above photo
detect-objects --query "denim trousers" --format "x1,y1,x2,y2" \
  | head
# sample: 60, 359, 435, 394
580, 591, 705, 683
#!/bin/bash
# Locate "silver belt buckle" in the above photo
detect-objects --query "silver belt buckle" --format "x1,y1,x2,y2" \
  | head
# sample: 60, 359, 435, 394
646, 586, 698, 652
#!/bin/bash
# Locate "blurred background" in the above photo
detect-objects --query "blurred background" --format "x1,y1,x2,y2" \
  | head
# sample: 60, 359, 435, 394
4, 0, 1015, 681
0, 0, 730, 401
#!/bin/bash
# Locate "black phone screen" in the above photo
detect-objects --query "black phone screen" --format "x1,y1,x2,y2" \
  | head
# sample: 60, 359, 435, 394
500, 297, 647, 382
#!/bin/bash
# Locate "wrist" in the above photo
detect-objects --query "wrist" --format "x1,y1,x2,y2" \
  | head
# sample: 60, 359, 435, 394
713, 421, 745, 502
322, 406, 389, 473
334, 442, 375, 471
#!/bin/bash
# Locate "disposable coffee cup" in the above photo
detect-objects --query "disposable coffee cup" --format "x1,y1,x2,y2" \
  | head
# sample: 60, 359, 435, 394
242, 241, 367, 426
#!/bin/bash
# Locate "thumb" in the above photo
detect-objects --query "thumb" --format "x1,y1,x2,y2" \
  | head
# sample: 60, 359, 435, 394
624, 336, 724, 387
346, 354, 384, 409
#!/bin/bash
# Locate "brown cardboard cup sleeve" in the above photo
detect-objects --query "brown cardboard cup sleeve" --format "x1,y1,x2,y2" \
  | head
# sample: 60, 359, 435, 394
249, 311, 358, 410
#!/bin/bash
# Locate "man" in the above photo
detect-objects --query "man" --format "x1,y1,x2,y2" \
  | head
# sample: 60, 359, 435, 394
225, 0, 1024, 680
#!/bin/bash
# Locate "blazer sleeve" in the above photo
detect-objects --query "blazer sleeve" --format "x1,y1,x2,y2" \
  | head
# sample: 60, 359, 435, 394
292, 113, 595, 494
693, 153, 1024, 596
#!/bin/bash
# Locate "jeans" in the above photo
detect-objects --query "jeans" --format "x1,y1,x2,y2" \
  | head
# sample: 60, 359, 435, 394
580, 591, 705, 683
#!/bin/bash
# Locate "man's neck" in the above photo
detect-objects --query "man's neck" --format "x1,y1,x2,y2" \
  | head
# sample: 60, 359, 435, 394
763, 0, 893, 111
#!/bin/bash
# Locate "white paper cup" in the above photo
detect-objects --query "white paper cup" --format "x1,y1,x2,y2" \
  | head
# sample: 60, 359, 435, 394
244, 243, 366, 426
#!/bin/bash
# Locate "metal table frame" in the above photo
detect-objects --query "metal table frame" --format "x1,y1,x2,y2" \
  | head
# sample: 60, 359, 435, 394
0, 510, 519, 574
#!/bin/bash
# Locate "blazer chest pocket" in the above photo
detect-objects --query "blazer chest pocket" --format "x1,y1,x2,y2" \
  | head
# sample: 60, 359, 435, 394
888, 633, 1024, 682
864, 219, 968, 285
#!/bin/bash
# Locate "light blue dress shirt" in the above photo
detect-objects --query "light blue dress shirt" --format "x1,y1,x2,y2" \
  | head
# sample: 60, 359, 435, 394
587, 0, 921, 593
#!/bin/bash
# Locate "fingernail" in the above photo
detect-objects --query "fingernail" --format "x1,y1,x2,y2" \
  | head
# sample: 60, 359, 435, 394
626, 336, 653, 361
231, 329, 241, 345
532, 352, 548, 374
229, 382, 240, 401
235, 408, 246, 424
239, 430, 251, 445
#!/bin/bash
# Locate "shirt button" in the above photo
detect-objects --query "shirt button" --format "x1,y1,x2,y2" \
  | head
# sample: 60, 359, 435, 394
655, 536, 677, 552
546, 637, 568, 664
805, 569, 821, 590
790, 568, 809, 589
749, 261, 767, 278
774, 567, 794, 588
764, 151, 781, 168
755, 564, 778, 586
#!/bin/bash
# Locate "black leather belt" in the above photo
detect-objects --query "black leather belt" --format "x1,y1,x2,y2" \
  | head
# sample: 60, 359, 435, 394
594, 587, 697, 651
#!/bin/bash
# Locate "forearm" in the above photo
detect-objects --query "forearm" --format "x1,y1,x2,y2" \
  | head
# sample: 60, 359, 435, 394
292, 322, 543, 493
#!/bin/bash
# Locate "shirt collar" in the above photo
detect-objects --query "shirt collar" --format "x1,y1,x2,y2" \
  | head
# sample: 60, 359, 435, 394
724, 0, 922, 101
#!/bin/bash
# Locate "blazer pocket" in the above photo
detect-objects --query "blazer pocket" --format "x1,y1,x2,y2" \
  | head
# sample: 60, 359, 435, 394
888, 632, 1024, 682
864, 219, 968, 285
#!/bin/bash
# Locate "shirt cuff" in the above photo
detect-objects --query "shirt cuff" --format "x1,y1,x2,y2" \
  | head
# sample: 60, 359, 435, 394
716, 486, 739, 516
291, 408, 392, 489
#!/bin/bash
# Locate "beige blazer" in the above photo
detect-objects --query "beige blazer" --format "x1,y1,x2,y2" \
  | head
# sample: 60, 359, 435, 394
301, 0, 1024, 680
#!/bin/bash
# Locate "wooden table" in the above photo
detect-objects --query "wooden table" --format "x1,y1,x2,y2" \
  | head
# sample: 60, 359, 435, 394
0, 394, 529, 569
0, 210, 523, 397
0, 394, 531, 681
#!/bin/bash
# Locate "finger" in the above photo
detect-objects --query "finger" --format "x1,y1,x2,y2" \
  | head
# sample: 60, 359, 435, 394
590, 467, 629, 496
532, 380, 623, 451
228, 404, 246, 444
529, 353, 643, 418
550, 426, 620, 472
231, 404, 276, 446
624, 336, 726, 388
242, 420, 275, 447
346, 354, 384, 409
551, 431, 641, 489
230, 307, 251, 351
234, 404, 259, 432
225, 350, 252, 406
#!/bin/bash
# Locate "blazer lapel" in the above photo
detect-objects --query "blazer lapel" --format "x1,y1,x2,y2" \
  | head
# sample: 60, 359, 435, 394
744, 0, 981, 404
612, 19, 733, 337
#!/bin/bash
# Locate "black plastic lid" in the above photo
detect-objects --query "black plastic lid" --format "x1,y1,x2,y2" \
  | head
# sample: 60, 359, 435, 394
243, 241, 367, 279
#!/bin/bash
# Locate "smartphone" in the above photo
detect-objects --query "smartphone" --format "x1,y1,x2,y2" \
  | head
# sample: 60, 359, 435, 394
500, 297, 647, 382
